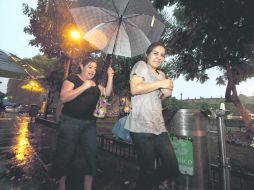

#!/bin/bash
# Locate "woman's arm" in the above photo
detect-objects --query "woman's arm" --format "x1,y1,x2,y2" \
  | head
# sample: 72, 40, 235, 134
130, 75, 173, 95
158, 72, 173, 98
99, 66, 114, 96
60, 80, 95, 103
160, 87, 173, 98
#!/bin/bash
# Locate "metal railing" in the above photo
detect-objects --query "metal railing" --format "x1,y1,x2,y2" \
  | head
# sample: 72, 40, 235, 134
96, 134, 254, 190
97, 134, 136, 160
35, 117, 254, 190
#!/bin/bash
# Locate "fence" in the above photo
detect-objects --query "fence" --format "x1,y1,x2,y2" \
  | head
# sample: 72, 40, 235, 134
35, 117, 254, 190
96, 133, 254, 190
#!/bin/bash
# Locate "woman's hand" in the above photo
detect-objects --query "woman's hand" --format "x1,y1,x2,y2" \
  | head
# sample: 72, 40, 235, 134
60, 79, 96, 103
160, 79, 174, 90
83, 80, 96, 88
104, 66, 114, 96
159, 79, 174, 98
107, 66, 115, 78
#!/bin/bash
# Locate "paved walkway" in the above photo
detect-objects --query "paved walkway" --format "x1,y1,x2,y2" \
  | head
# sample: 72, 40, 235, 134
1, 114, 254, 190
0, 115, 138, 190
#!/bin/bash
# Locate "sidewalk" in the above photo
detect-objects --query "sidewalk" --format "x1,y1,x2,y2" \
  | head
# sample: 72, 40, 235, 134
0, 116, 56, 190
32, 117, 138, 190
28, 116, 254, 190
0, 115, 138, 190
1, 114, 254, 190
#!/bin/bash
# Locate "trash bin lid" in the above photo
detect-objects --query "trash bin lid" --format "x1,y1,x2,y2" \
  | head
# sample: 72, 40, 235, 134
168, 109, 209, 137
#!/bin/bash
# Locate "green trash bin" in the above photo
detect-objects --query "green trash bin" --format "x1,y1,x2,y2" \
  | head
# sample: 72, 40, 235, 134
167, 109, 210, 190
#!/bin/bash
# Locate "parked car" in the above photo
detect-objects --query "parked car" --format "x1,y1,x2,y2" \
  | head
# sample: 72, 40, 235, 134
18, 105, 30, 115
5, 105, 23, 113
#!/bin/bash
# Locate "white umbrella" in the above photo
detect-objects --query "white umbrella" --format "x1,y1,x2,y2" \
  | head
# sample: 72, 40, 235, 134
69, 0, 165, 58
0, 49, 44, 79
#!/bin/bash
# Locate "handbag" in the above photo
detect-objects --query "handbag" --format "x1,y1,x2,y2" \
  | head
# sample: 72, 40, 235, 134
112, 115, 132, 143
93, 89, 107, 118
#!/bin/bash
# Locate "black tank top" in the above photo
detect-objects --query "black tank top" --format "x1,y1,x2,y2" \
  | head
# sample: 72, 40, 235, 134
62, 74, 100, 120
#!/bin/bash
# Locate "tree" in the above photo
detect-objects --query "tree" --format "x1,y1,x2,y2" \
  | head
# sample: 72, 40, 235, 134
23, 0, 94, 78
23, 55, 63, 117
163, 0, 254, 135
162, 96, 184, 109
22, 1, 138, 96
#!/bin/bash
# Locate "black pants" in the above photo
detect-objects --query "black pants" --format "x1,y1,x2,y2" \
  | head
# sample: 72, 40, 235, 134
131, 132, 179, 190
52, 114, 97, 178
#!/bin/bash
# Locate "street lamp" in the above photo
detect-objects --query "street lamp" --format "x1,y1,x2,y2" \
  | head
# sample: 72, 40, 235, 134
69, 29, 81, 60
65, 29, 82, 77
29, 81, 36, 105
21, 80, 46, 105
71, 30, 81, 40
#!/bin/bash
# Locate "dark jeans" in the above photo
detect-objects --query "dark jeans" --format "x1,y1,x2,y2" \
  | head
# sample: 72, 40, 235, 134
52, 114, 97, 178
130, 132, 179, 190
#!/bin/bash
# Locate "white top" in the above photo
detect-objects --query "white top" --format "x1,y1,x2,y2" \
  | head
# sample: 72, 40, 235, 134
124, 61, 167, 135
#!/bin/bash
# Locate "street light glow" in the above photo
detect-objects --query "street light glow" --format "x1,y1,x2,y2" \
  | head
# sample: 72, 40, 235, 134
71, 30, 81, 40
21, 80, 46, 93
29, 81, 36, 87
62, 24, 88, 58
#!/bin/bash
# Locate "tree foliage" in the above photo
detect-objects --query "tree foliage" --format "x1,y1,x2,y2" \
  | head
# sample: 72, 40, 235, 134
23, 55, 63, 117
23, 0, 254, 134
22, 0, 139, 97
163, 0, 254, 135
23, 0, 73, 57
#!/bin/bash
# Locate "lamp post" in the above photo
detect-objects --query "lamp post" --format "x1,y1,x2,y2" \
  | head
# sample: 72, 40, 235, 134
21, 80, 46, 132
21, 80, 46, 106
63, 28, 82, 78
29, 81, 36, 105
216, 103, 231, 190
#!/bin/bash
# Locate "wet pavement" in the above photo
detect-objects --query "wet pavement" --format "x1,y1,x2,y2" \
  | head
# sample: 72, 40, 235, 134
1, 114, 254, 190
0, 116, 53, 190
0, 115, 138, 190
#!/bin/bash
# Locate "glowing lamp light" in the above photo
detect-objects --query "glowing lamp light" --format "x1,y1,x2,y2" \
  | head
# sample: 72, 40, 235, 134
30, 81, 36, 87
21, 80, 46, 93
71, 30, 81, 40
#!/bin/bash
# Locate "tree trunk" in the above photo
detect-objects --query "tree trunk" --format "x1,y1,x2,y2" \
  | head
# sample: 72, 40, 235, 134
57, 57, 71, 121
63, 59, 71, 79
225, 63, 254, 136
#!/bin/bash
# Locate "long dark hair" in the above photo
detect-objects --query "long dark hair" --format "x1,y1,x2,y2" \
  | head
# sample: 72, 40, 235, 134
145, 41, 166, 73
146, 41, 166, 55
80, 57, 97, 67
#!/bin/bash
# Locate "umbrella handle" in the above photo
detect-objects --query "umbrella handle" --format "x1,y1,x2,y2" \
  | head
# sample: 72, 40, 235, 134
106, 54, 112, 66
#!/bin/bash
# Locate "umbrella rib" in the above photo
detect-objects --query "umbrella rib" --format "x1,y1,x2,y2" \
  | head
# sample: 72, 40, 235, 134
111, 0, 130, 17
123, 17, 142, 30
123, 14, 141, 19
112, 22, 121, 55
98, 6, 118, 19
123, 14, 156, 29
110, 0, 130, 56
111, 0, 121, 17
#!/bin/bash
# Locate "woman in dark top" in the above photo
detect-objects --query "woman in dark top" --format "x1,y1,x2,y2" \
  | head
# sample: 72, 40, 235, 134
54, 57, 114, 190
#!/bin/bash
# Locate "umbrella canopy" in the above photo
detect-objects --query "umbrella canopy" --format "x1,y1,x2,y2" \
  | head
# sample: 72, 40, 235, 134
0, 49, 44, 79
69, 0, 165, 57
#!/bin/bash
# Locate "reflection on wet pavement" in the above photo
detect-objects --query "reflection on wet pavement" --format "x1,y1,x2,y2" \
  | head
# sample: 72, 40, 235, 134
0, 115, 55, 190
11, 116, 34, 167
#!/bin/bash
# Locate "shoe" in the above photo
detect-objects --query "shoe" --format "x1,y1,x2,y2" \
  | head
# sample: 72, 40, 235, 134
157, 183, 172, 190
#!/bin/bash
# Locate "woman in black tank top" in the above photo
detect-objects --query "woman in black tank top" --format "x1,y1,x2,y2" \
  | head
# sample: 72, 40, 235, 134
53, 57, 114, 190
